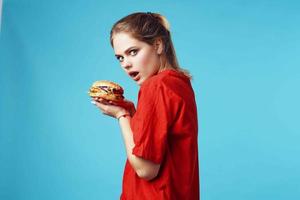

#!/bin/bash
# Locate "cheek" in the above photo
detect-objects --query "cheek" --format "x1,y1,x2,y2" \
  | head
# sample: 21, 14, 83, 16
137, 50, 158, 69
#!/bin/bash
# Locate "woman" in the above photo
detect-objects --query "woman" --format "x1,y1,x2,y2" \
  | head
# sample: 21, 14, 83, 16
92, 12, 200, 200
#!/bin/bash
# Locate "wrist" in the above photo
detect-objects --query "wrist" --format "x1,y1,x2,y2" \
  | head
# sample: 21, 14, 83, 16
116, 112, 131, 120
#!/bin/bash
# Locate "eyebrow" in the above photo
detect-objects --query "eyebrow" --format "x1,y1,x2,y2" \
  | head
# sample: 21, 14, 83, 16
115, 46, 138, 57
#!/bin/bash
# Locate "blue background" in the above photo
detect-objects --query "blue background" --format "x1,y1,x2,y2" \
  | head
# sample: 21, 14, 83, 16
1, 0, 300, 199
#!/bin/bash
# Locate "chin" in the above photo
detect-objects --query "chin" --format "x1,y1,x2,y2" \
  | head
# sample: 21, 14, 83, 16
136, 78, 144, 86
137, 80, 143, 86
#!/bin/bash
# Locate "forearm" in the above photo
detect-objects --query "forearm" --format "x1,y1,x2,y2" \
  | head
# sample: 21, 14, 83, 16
118, 116, 160, 180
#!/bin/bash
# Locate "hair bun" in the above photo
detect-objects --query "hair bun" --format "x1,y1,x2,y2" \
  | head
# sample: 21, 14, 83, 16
148, 12, 170, 32
159, 15, 170, 31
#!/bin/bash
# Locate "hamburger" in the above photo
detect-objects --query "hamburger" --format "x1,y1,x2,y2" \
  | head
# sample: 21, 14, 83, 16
88, 80, 124, 102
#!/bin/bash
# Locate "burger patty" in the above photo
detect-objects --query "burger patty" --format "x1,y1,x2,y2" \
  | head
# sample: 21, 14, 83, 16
91, 86, 123, 95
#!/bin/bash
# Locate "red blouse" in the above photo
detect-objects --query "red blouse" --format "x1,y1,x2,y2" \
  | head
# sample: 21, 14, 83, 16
120, 69, 199, 200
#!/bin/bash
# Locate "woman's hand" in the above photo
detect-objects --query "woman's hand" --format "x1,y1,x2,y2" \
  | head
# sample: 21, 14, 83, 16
92, 97, 136, 119
112, 99, 136, 117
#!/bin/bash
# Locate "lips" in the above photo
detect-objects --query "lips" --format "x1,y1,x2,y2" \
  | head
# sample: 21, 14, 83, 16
129, 71, 140, 81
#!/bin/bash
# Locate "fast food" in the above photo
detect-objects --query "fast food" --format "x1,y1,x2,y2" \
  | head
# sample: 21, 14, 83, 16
88, 80, 124, 102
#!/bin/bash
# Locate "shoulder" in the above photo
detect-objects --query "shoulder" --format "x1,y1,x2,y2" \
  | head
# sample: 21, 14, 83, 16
141, 69, 191, 93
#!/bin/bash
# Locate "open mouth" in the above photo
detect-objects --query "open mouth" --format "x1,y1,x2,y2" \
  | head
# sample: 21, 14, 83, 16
129, 71, 139, 80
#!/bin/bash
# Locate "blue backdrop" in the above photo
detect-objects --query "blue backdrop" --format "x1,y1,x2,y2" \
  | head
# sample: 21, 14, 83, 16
1, 0, 300, 199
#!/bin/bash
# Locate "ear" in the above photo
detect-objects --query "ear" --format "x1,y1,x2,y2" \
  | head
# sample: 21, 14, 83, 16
154, 38, 163, 55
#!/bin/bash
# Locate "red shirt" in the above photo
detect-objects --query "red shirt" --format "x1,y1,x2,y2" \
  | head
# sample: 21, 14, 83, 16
120, 69, 199, 200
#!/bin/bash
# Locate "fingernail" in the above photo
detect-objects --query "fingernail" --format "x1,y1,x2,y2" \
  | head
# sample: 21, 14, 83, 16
91, 101, 96, 105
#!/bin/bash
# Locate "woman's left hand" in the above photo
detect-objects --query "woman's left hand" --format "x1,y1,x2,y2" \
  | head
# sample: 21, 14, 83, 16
91, 97, 133, 119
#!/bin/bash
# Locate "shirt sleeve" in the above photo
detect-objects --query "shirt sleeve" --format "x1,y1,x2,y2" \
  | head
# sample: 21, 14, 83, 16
130, 83, 171, 164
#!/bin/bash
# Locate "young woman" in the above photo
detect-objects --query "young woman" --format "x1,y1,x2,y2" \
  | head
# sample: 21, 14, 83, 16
92, 12, 200, 200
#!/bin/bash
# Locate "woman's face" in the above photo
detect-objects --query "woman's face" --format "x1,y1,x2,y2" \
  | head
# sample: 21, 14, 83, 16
112, 32, 162, 85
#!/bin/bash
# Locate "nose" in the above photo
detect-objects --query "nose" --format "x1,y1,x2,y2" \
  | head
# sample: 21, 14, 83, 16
121, 57, 132, 70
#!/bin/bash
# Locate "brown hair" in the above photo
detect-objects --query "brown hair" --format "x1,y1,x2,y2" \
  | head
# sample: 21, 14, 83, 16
110, 12, 191, 79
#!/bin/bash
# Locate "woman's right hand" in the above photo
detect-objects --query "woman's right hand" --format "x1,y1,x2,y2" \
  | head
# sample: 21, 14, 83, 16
114, 99, 136, 117
93, 97, 136, 117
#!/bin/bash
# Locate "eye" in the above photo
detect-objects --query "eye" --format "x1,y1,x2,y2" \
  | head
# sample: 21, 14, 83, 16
129, 49, 138, 56
116, 56, 124, 62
